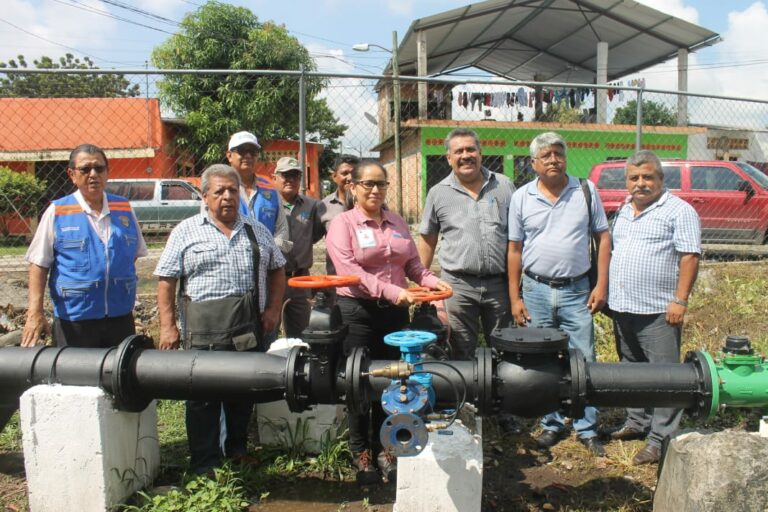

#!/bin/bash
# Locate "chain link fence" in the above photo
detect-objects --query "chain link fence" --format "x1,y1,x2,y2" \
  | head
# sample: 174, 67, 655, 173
2, 69, 768, 308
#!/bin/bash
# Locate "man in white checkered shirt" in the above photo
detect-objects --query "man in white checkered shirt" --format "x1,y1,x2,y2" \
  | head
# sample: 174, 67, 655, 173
606, 150, 701, 466
154, 163, 285, 475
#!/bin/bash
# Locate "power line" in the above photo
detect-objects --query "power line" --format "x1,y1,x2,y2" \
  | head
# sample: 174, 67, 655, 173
51, 0, 175, 34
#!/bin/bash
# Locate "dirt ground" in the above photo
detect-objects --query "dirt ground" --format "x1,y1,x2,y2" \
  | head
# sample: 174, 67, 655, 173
1, 259, 766, 511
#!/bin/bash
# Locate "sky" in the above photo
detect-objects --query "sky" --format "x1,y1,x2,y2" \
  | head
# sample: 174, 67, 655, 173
1, 0, 767, 100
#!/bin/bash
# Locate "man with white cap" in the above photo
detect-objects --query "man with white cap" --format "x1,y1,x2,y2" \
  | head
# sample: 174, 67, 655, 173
273, 156, 324, 336
226, 131, 290, 251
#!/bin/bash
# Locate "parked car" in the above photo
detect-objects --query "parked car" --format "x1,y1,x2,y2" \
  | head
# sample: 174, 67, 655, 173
589, 160, 768, 244
106, 179, 202, 231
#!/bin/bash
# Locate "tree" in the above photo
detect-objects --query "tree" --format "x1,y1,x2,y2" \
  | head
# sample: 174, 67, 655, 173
151, 1, 346, 163
0, 54, 140, 98
0, 167, 46, 234
613, 99, 677, 126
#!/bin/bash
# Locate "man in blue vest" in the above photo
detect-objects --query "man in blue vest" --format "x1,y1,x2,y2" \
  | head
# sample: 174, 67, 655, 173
226, 131, 290, 252
21, 144, 148, 348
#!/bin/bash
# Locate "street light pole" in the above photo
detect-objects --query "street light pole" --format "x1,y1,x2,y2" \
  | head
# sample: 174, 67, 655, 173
392, 30, 403, 217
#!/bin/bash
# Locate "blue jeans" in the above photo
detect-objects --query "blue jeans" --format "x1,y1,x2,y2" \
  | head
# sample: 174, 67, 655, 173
522, 274, 599, 439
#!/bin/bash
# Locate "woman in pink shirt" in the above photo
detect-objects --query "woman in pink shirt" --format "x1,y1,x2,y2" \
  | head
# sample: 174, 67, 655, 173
327, 160, 450, 485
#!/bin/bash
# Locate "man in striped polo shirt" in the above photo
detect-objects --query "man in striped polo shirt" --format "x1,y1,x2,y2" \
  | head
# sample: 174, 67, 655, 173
22, 144, 148, 348
605, 150, 700, 465
507, 131, 611, 456
418, 128, 516, 361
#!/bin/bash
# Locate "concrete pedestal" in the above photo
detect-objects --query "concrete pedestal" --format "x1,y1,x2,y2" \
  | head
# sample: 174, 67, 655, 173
394, 416, 483, 512
20, 385, 160, 512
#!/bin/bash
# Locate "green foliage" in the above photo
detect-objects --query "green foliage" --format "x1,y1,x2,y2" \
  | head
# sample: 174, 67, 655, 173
613, 99, 677, 126
123, 465, 249, 512
541, 102, 584, 124
0, 53, 140, 98
309, 426, 351, 480
151, 1, 346, 163
0, 166, 46, 217
0, 412, 21, 452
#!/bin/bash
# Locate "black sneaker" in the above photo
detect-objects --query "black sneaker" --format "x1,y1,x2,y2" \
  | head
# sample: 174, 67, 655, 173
377, 450, 397, 483
352, 450, 380, 485
536, 429, 563, 449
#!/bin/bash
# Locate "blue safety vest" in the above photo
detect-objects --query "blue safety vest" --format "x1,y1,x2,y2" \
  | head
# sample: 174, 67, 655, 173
238, 175, 279, 234
49, 193, 139, 321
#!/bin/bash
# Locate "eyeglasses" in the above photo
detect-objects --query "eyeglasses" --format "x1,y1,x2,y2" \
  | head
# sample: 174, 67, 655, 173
279, 173, 302, 181
232, 146, 258, 156
72, 165, 107, 175
355, 180, 389, 190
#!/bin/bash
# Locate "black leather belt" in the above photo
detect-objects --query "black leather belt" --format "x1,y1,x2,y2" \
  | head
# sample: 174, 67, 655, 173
445, 270, 505, 280
285, 268, 308, 278
524, 269, 588, 288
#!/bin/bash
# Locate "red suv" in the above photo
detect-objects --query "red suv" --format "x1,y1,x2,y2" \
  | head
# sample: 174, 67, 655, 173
589, 160, 768, 244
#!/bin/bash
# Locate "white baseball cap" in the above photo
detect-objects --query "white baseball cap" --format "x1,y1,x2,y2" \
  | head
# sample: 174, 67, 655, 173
228, 131, 261, 150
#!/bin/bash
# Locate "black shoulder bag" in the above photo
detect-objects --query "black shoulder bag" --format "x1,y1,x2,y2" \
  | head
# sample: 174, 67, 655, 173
580, 178, 599, 291
182, 223, 262, 351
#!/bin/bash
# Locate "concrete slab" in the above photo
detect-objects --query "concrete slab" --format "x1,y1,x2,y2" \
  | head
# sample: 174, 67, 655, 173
20, 385, 159, 512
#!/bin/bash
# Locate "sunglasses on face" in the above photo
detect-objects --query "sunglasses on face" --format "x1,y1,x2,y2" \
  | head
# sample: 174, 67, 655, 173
232, 146, 258, 157
72, 165, 107, 175
355, 180, 389, 190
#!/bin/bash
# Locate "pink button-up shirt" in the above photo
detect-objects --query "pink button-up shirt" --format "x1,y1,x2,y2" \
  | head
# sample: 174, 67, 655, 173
327, 207, 439, 303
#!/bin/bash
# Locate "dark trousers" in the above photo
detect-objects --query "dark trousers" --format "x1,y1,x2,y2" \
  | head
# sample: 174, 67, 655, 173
338, 296, 408, 454
282, 270, 312, 338
613, 311, 683, 448
185, 347, 256, 474
53, 313, 135, 348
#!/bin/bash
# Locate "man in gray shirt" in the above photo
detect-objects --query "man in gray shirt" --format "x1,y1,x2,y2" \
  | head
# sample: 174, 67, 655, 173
274, 157, 325, 337
418, 128, 515, 361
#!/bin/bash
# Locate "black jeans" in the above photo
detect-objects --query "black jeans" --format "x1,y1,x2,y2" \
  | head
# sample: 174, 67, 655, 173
53, 313, 135, 348
338, 296, 408, 454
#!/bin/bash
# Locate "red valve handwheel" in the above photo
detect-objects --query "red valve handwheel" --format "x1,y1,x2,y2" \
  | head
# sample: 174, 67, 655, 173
287, 274, 361, 289
407, 286, 453, 303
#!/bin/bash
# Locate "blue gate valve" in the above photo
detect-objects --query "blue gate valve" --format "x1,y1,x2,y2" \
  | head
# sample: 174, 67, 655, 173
379, 330, 437, 456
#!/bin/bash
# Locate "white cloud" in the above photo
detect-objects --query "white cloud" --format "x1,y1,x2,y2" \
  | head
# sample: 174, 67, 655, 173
635, 0, 699, 24
0, 0, 119, 65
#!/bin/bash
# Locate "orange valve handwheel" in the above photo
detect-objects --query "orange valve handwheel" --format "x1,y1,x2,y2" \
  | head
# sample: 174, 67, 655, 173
407, 286, 453, 303
288, 274, 361, 289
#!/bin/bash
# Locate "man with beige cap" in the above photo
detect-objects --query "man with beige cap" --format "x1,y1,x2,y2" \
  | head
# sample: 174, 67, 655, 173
273, 156, 325, 336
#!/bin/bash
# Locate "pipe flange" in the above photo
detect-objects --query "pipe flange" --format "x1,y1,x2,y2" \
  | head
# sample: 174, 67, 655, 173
475, 347, 495, 415
110, 335, 153, 412
566, 348, 587, 418
344, 347, 370, 416
684, 350, 717, 420
379, 412, 429, 457
285, 345, 309, 412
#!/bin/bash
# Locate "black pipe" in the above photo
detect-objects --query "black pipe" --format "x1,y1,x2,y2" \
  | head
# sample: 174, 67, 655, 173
586, 362, 703, 410
495, 357, 567, 417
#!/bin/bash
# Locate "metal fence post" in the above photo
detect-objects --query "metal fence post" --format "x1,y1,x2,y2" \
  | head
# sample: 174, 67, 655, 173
299, 64, 307, 194
635, 87, 644, 152
392, 30, 403, 216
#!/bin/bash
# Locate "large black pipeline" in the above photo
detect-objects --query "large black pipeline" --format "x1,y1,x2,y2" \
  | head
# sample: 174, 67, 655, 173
0, 331, 718, 434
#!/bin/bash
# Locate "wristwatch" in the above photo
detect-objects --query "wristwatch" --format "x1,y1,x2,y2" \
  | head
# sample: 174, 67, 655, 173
672, 297, 688, 307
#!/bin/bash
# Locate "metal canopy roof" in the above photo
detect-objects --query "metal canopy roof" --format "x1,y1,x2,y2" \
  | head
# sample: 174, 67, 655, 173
396, 0, 721, 83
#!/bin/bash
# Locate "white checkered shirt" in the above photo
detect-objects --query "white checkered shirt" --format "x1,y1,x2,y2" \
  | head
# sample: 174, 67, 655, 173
608, 191, 701, 314
154, 213, 285, 311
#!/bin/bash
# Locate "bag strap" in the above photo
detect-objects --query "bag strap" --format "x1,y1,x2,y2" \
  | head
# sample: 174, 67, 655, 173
243, 222, 263, 340
579, 178, 593, 237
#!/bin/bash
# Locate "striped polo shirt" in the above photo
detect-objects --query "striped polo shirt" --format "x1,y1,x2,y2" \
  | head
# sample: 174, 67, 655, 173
420, 167, 515, 276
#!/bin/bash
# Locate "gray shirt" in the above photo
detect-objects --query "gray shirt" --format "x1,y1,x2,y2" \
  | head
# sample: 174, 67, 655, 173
282, 194, 324, 272
420, 168, 515, 275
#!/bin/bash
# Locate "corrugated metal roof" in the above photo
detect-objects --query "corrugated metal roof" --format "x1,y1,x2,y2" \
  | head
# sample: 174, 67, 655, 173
396, 0, 721, 82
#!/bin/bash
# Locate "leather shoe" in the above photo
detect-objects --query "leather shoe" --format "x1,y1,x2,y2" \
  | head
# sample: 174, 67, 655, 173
536, 430, 562, 449
579, 437, 606, 457
609, 425, 646, 442
377, 450, 397, 483
632, 444, 661, 465
353, 450, 381, 485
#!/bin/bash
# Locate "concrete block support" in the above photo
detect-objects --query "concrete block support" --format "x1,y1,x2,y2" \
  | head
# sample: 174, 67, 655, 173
394, 417, 483, 512
20, 385, 159, 512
